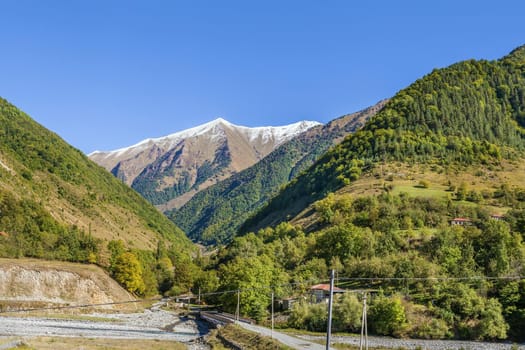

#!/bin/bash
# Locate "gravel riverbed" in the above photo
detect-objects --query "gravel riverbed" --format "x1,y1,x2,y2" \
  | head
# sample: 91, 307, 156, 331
298, 334, 525, 350
0, 303, 211, 349
3, 304, 524, 350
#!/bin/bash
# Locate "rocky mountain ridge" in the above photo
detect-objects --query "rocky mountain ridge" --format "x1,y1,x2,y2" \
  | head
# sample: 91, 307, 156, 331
89, 118, 320, 209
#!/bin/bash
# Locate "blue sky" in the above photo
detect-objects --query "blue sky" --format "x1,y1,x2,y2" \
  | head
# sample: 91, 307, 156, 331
1, 1, 524, 153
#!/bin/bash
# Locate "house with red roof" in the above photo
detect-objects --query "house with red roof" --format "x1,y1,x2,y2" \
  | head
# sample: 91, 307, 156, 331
310, 283, 345, 303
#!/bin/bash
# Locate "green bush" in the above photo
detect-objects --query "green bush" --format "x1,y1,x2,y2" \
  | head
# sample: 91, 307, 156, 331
474, 298, 509, 340
411, 318, 451, 339
333, 293, 362, 332
288, 300, 327, 332
369, 294, 407, 336
418, 180, 430, 189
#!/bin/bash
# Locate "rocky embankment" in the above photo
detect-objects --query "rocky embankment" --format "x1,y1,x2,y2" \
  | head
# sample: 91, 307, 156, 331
0, 258, 134, 310
0, 259, 211, 348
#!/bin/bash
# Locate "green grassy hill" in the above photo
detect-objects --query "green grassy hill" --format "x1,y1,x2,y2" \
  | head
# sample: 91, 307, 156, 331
0, 97, 192, 264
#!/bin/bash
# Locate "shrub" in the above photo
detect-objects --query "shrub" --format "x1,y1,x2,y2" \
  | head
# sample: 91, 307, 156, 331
411, 318, 451, 339
333, 293, 362, 332
369, 294, 407, 336
288, 300, 327, 332
418, 180, 430, 189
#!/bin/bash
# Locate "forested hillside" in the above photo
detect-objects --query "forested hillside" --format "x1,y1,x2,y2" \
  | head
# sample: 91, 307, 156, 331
0, 97, 194, 296
242, 45, 525, 233
168, 101, 386, 245
197, 183, 525, 340
183, 45, 525, 341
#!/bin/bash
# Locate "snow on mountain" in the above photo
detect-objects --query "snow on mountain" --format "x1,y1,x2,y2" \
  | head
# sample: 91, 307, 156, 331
238, 120, 322, 147
90, 118, 320, 160
89, 118, 321, 209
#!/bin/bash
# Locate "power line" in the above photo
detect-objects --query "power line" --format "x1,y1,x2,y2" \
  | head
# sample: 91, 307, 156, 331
196, 275, 524, 298
336, 275, 524, 282
1, 275, 522, 315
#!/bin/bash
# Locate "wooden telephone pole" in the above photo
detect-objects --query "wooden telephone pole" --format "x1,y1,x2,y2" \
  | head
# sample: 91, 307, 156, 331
235, 289, 240, 322
271, 291, 274, 338
359, 292, 368, 350
326, 269, 335, 350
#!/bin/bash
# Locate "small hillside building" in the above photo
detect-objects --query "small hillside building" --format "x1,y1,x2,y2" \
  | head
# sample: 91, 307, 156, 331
274, 297, 297, 311
310, 284, 345, 303
450, 217, 472, 226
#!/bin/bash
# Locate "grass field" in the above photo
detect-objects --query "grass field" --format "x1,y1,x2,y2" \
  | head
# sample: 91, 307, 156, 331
390, 182, 450, 198
292, 160, 521, 231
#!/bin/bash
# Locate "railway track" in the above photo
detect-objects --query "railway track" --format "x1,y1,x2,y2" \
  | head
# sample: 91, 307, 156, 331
199, 311, 254, 326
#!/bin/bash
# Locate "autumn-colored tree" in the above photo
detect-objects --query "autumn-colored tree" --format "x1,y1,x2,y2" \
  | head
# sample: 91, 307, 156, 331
112, 252, 145, 295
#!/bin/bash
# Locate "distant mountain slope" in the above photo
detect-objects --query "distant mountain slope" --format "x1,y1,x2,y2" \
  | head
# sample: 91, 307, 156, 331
168, 100, 387, 245
0, 97, 191, 263
241, 45, 525, 234
89, 118, 320, 209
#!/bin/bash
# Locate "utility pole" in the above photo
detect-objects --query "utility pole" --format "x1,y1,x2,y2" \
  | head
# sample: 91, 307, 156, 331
359, 292, 368, 350
326, 269, 335, 350
271, 291, 274, 338
235, 289, 240, 322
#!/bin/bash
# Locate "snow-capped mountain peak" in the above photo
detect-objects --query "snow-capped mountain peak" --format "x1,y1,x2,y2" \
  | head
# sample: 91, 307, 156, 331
240, 120, 322, 147
90, 118, 320, 159
89, 118, 322, 204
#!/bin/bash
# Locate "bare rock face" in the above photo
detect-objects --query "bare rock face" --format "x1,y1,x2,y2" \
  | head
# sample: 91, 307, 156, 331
0, 259, 134, 310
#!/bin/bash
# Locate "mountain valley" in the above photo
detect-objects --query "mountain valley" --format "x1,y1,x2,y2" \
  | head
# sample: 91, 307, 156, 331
169, 100, 387, 244
2, 44, 525, 345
